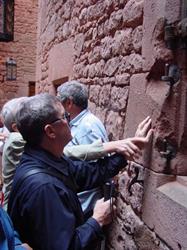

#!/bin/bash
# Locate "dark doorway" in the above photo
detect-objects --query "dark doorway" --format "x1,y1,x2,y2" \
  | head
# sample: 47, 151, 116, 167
28, 81, 35, 96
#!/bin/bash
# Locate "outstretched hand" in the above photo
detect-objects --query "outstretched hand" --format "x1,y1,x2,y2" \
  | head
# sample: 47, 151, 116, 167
135, 116, 152, 138
110, 116, 153, 161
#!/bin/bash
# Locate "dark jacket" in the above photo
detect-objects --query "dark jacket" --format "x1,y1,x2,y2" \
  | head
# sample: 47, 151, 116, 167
8, 145, 127, 250
0, 206, 25, 250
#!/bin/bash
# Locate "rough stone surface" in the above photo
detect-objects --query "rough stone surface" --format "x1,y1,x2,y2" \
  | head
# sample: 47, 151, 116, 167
0, 0, 37, 107
132, 25, 143, 53
115, 73, 130, 86
110, 86, 129, 111
35, 0, 187, 249
105, 110, 125, 140
123, 0, 144, 27
143, 169, 187, 250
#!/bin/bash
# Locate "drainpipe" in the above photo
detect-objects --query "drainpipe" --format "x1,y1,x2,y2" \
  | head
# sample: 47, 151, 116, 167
181, 0, 187, 19
164, 0, 187, 50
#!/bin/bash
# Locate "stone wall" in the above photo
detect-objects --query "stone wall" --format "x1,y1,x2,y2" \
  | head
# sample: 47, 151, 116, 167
36, 0, 187, 249
36, 0, 140, 141
0, 0, 38, 108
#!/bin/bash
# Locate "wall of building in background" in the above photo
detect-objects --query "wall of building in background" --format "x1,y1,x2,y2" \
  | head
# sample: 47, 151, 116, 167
36, 0, 187, 249
0, 0, 37, 108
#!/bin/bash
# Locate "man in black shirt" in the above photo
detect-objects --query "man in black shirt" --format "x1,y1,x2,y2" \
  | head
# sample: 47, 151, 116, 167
8, 93, 152, 250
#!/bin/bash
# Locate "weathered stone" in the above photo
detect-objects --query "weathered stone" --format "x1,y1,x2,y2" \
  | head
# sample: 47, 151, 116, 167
132, 25, 143, 53
165, 0, 181, 23
105, 110, 125, 140
107, 217, 137, 250
107, 201, 143, 249
88, 63, 96, 78
73, 62, 85, 78
129, 53, 143, 73
87, 2, 106, 21
83, 40, 92, 51
79, 8, 88, 25
135, 223, 171, 250
103, 76, 115, 86
74, 33, 85, 57
117, 56, 132, 74
117, 54, 143, 74
89, 84, 101, 105
75, 52, 89, 64
92, 27, 97, 40
88, 77, 100, 86
115, 73, 130, 86
97, 22, 105, 38
124, 73, 159, 138
76, 77, 88, 85
98, 84, 111, 107
100, 36, 113, 60
118, 163, 145, 214
62, 21, 71, 39
84, 27, 93, 41
105, 0, 128, 9
94, 106, 107, 125
63, 0, 74, 20
88, 46, 100, 64
120, 204, 143, 234
107, 9, 123, 32
104, 57, 121, 76
110, 86, 129, 111
94, 60, 105, 77
123, 0, 143, 27
143, 169, 187, 250
142, 3, 174, 71
113, 29, 133, 55
82, 65, 89, 78
88, 100, 96, 114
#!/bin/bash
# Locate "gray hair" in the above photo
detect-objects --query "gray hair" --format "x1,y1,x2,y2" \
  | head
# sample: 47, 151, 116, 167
16, 93, 61, 147
57, 80, 88, 110
1, 97, 28, 132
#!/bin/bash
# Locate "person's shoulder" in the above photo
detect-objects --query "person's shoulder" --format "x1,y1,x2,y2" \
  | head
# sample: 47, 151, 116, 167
7, 132, 24, 143
82, 111, 103, 125
3, 132, 25, 151
14, 164, 56, 194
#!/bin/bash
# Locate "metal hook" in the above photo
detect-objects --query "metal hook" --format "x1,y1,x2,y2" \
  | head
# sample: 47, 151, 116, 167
161, 64, 181, 97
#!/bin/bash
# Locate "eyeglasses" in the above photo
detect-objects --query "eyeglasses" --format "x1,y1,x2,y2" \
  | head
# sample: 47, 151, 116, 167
50, 111, 70, 124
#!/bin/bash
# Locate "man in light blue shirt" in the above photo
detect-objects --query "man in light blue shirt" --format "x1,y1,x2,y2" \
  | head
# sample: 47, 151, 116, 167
57, 80, 108, 218
69, 109, 108, 146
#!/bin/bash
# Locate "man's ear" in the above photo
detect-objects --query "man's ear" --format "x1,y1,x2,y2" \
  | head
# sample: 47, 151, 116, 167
44, 124, 56, 139
12, 122, 18, 132
65, 98, 74, 109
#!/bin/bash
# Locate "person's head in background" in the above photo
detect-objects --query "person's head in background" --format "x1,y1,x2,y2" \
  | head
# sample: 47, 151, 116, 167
1, 97, 28, 133
57, 80, 88, 121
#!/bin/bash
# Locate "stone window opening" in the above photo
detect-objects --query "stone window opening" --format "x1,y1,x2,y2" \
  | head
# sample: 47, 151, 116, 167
53, 76, 69, 95
0, 0, 14, 42
28, 81, 35, 96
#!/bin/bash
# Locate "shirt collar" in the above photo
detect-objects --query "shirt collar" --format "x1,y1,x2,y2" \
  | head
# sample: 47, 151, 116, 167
69, 109, 90, 127
25, 145, 69, 176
